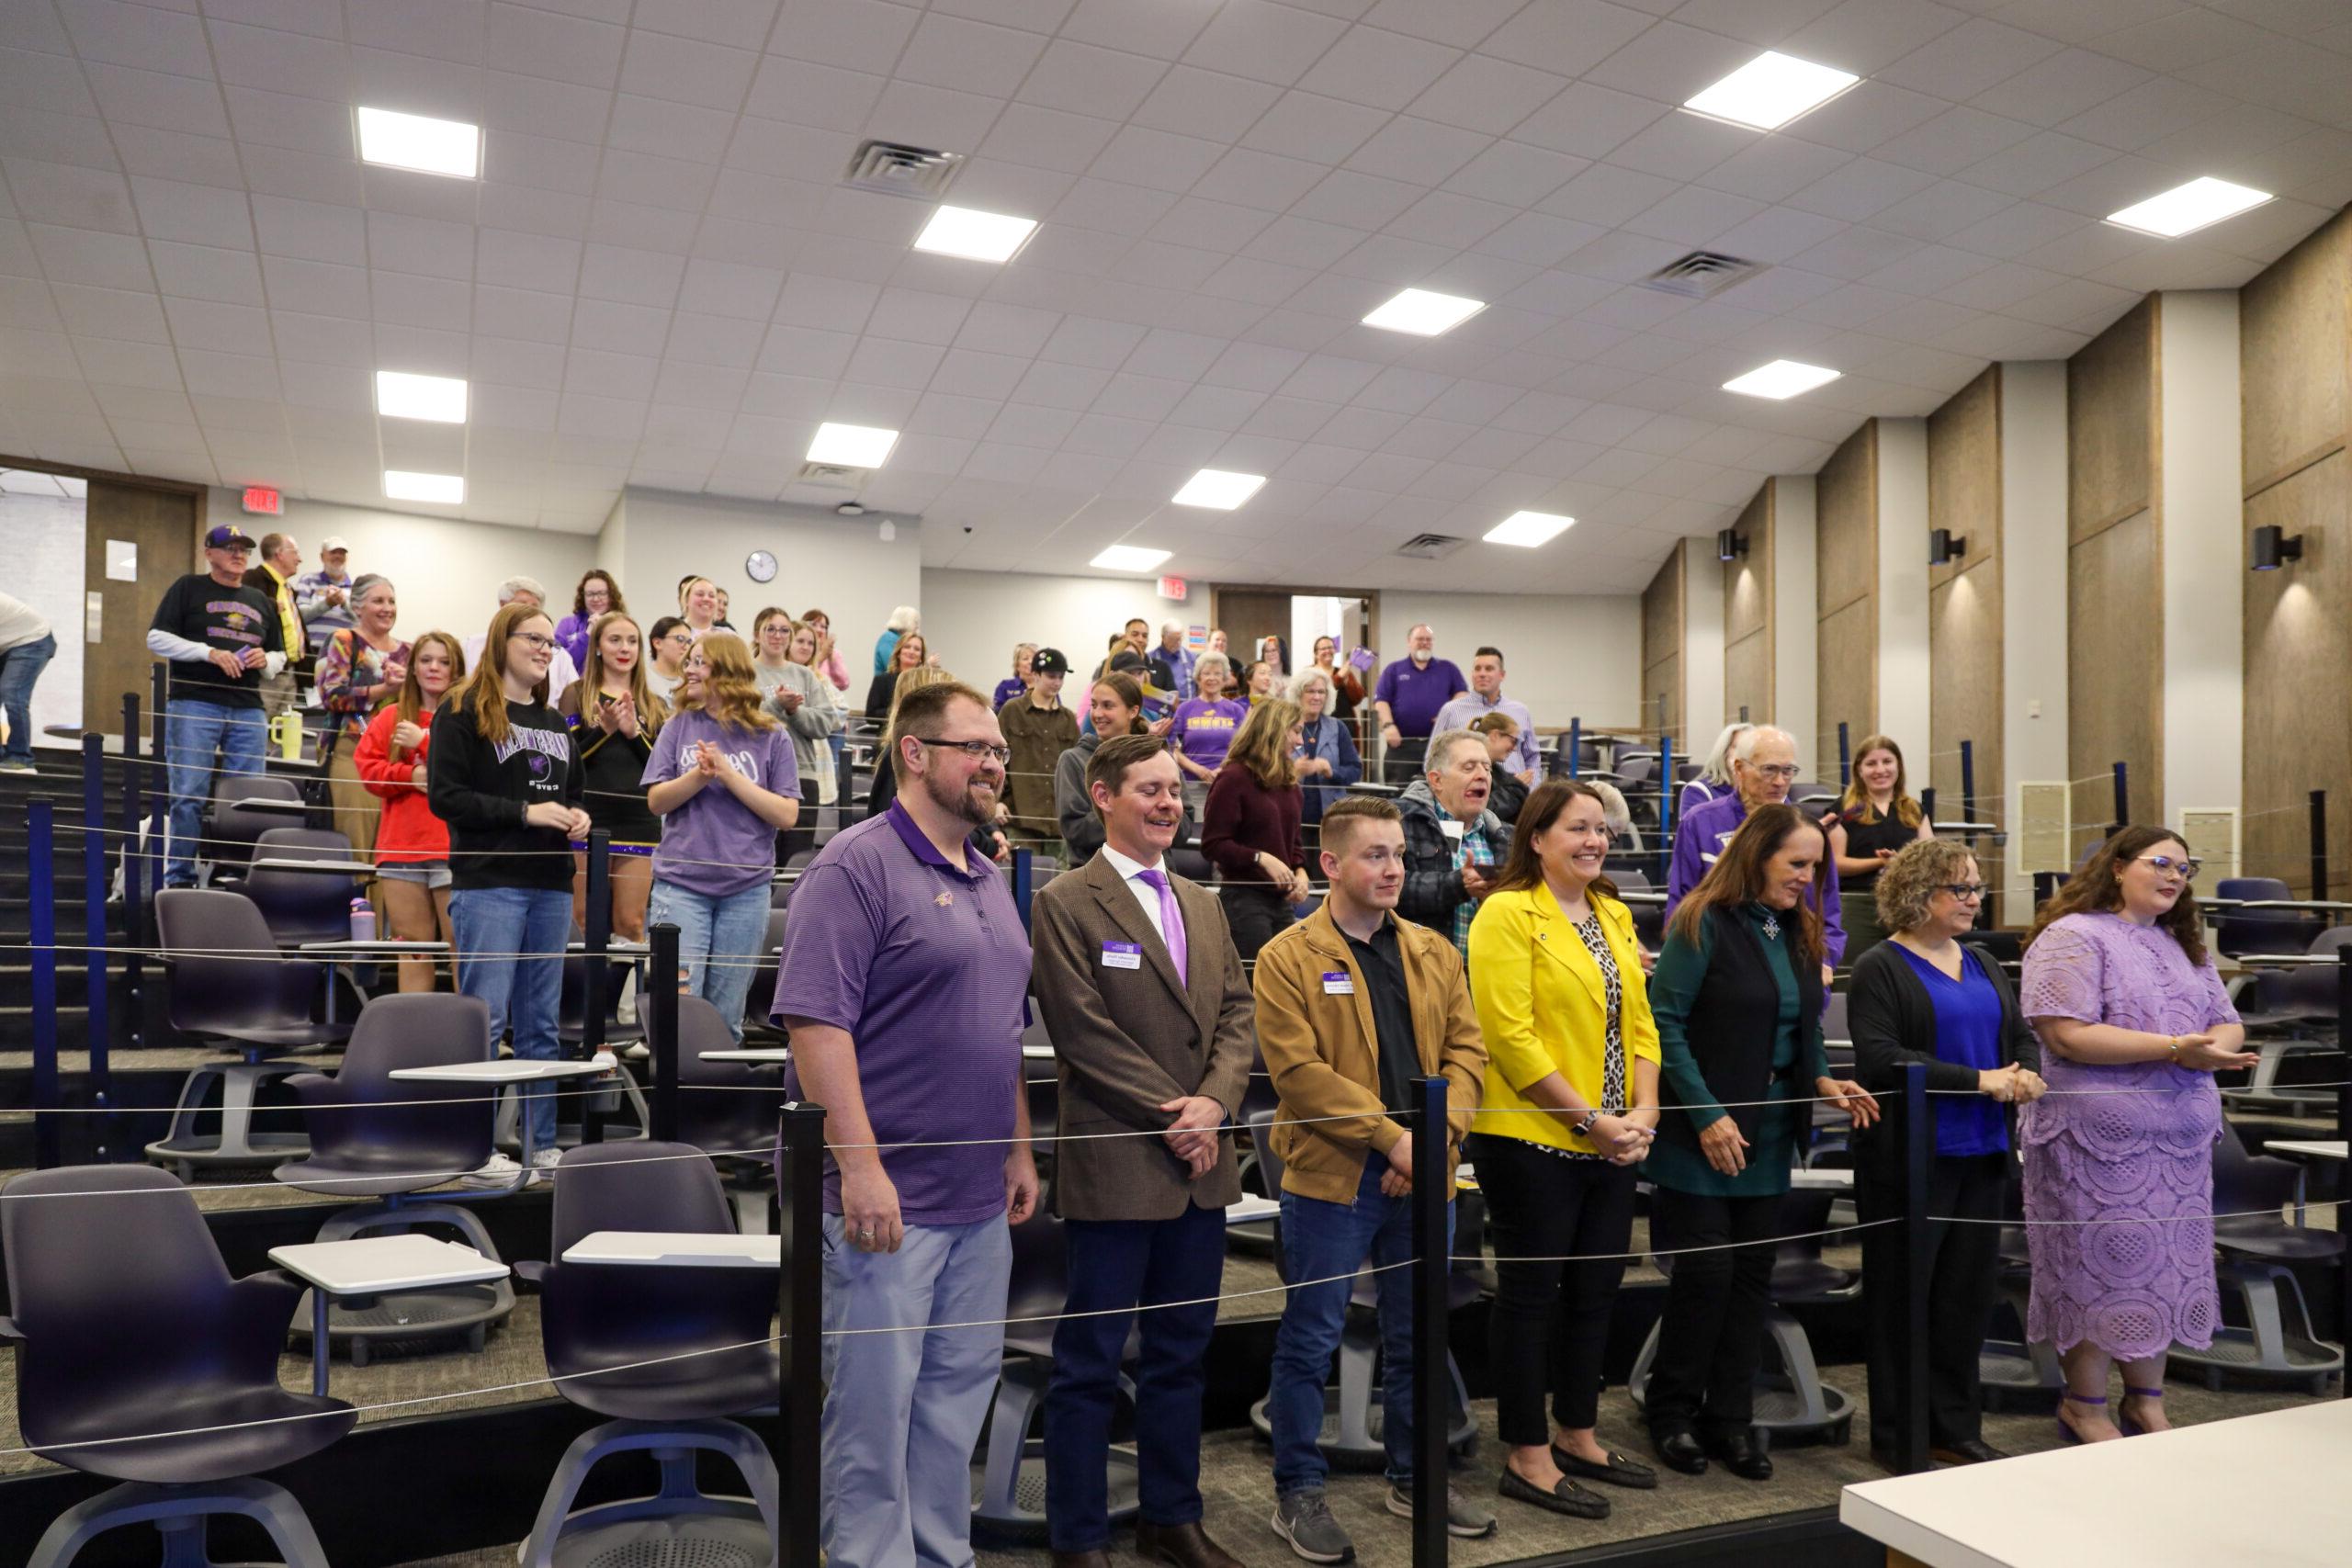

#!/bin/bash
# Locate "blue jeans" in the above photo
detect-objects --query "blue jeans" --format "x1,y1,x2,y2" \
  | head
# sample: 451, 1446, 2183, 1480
1044, 1205, 1226, 1551
648, 879, 771, 1043
164, 697, 266, 887
0, 631, 56, 765
451, 885, 571, 1153
821, 1213, 1010, 1568
1268, 1160, 1455, 1495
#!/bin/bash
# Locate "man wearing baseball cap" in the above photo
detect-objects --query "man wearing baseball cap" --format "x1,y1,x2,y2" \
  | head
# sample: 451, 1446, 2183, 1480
1000, 646, 1079, 856
147, 525, 287, 887
295, 535, 356, 656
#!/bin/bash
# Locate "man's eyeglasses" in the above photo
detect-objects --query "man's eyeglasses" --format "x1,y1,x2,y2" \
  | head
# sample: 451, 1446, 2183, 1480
2135, 854, 2202, 881
1939, 883, 1991, 900
911, 737, 1012, 766
1747, 763, 1799, 782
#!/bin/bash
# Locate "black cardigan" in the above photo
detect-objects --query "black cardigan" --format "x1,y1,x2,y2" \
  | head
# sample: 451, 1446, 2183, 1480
1654, 907, 1825, 1171
1847, 939, 2040, 1175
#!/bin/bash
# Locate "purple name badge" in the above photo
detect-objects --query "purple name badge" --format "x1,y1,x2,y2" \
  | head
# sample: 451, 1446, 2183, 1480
1321, 971, 1354, 995
1102, 941, 1143, 971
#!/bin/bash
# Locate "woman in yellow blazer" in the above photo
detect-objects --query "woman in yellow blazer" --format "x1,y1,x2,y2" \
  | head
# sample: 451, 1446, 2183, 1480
1467, 779, 1664, 1520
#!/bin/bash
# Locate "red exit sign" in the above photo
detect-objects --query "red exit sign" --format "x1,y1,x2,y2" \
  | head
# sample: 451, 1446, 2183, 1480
242, 486, 283, 516
1158, 575, 1187, 601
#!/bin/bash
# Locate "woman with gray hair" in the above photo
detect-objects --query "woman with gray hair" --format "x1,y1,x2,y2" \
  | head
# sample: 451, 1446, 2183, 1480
1847, 838, 2044, 1468
1677, 721, 1751, 817
1289, 665, 1361, 829
873, 604, 920, 674
1170, 652, 1245, 816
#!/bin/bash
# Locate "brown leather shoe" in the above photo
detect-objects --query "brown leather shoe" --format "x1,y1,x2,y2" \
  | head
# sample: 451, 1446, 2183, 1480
1136, 1519, 1247, 1568
1053, 1551, 1113, 1568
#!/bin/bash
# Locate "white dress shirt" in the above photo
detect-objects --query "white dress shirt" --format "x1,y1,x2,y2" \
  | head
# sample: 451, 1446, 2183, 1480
1100, 842, 1173, 949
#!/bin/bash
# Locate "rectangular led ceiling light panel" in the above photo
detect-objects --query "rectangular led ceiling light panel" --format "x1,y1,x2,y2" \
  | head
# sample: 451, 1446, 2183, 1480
1683, 51, 1859, 131
357, 107, 481, 178
2105, 176, 2274, 238
1363, 288, 1487, 336
1723, 359, 1840, 400
376, 370, 468, 423
1171, 468, 1266, 509
807, 423, 900, 467
913, 205, 1038, 263
1091, 545, 1172, 572
1484, 511, 1575, 547
384, 469, 465, 503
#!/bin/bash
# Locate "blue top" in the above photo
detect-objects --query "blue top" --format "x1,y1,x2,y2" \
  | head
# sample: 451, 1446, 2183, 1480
1894, 944, 2009, 1156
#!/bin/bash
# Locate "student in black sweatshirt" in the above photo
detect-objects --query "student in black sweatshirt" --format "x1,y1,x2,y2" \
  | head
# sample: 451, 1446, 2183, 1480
429, 598, 589, 1185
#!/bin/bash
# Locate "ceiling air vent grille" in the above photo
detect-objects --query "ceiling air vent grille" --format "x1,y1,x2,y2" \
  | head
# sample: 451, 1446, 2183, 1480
842, 140, 965, 199
796, 462, 865, 488
1640, 251, 1764, 299
1395, 534, 1467, 561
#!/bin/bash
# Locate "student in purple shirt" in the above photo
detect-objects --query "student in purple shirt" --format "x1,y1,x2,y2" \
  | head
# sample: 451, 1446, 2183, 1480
1665, 725, 1845, 980
992, 641, 1036, 711
641, 632, 798, 1042
773, 678, 1039, 1568
1170, 651, 1247, 807
1373, 623, 1468, 787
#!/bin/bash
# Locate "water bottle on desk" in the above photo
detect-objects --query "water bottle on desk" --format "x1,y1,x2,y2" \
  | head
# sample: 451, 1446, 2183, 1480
349, 897, 376, 942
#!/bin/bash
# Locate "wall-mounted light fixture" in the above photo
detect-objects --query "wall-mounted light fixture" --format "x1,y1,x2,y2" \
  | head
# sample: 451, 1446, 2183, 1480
1929, 527, 1967, 567
1716, 527, 1747, 562
2251, 525, 2303, 571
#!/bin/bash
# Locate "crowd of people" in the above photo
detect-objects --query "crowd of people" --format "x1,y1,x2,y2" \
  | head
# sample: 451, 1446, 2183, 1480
135, 537, 2256, 1567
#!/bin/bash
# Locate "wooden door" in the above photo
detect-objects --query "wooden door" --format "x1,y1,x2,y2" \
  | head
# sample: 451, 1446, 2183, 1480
1214, 588, 1295, 676
82, 480, 205, 734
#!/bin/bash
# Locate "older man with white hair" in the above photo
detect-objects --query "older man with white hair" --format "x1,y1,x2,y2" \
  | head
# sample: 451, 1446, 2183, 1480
462, 576, 580, 693
1665, 724, 1844, 977
1153, 619, 1194, 698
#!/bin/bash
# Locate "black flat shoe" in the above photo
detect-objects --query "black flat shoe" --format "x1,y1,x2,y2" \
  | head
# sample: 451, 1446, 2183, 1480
1931, 1439, 2007, 1465
1498, 1466, 1610, 1519
1651, 1429, 1708, 1476
1551, 1445, 1657, 1490
1702, 1428, 1773, 1482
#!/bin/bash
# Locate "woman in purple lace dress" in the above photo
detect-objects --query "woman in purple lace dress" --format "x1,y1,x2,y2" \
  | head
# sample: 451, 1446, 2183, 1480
2018, 826, 2255, 1444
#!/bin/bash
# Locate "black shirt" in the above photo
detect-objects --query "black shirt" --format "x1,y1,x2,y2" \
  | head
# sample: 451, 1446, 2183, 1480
150, 571, 284, 710
1341, 914, 1421, 1116
425, 691, 582, 891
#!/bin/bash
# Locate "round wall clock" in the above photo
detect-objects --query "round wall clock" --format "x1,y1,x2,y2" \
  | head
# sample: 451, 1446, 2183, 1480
746, 549, 777, 583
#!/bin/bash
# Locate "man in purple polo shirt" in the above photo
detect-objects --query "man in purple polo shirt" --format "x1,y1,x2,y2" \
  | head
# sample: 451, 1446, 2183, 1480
774, 678, 1040, 1568
1665, 724, 1844, 982
1373, 623, 1467, 787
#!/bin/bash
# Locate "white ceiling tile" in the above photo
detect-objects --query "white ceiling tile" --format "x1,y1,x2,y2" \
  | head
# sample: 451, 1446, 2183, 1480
637, 0, 783, 51
1089, 124, 1227, 194
368, 212, 474, 282
372, 267, 471, 329
1782, 78, 1945, 155
59, 0, 212, 76
52, 280, 170, 343
1295, 26, 1461, 112
1957, 130, 2116, 199
487, 2, 626, 86
571, 297, 673, 355
7, 158, 137, 232
149, 238, 264, 305
1342, 116, 1487, 184
480, 70, 612, 144
1871, 107, 2037, 177
579, 243, 686, 309
1238, 90, 1391, 165
1181, 0, 1351, 88
268, 307, 373, 366
488, 132, 601, 196
83, 62, 231, 139
979, 103, 1122, 175
253, 195, 368, 266
895, 11, 1049, 97
1867, 179, 2015, 243
1060, 0, 1216, 58
237, 142, 363, 205
1018, 38, 1169, 119
1478, 1, 1659, 78
129, 176, 254, 252
0, 50, 96, 120
1970, 48, 2154, 128
471, 334, 571, 388
1779, 0, 1969, 74
1133, 66, 1286, 141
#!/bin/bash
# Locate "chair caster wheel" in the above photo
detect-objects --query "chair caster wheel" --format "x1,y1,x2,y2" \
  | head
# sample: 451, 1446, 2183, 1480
351, 1339, 372, 1369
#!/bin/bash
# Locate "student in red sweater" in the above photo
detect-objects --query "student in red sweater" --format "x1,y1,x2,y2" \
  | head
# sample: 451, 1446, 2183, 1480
1203, 696, 1310, 962
355, 629, 463, 992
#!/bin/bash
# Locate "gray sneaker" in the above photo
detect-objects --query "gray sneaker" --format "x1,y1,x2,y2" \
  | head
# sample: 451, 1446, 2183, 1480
1272, 1489, 1354, 1563
1387, 1482, 1498, 1539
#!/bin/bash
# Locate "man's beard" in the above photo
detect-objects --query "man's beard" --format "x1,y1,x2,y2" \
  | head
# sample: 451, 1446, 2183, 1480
922, 768, 999, 829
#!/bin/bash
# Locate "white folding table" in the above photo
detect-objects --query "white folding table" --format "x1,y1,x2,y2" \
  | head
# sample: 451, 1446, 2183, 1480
1839, 1398, 2352, 1567
268, 1234, 510, 1394
389, 1055, 618, 1190
563, 1231, 781, 1268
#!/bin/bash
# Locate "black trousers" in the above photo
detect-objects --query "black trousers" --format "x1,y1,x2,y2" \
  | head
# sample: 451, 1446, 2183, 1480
1220, 884, 1293, 964
1645, 1187, 1780, 1436
1383, 735, 1428, 788
1857, 1151, 2008, 1452
1471, 1134, 1638, 1445
776, 780, 817, 864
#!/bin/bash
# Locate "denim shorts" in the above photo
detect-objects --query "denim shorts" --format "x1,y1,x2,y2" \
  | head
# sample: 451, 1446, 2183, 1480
378, 860, 453, 889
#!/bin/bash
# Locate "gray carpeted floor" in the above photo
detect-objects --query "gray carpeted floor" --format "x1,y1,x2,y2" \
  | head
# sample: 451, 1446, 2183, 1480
388, 1379, 2321, 1568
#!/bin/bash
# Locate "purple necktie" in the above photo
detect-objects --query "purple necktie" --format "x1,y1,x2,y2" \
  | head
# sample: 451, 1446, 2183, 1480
1136, 866, 1187, 982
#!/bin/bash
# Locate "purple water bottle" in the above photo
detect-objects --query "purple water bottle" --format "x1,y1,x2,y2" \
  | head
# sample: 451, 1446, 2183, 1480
349, 897, 376, 942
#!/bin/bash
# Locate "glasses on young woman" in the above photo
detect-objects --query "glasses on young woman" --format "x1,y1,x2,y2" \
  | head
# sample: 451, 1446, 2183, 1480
2135, 853, 2202, 881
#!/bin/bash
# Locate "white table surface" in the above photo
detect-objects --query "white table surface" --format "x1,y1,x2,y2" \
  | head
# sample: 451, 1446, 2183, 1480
269, 1234, 510, 1294
1227, 1195, 1279, 1224
2267, 1139, 2348, 1162
1791, 1167, 1856, 1190
701, 1048, 792, 1064
1839, 1398, 2352, 1568
2230, 953, 2345, 966
1023, 1043, 1057, 1060
251, 857, 374, 874
564, 1230, 781, 1267
390, 1055, 616, 1083
300, 939, 454, 953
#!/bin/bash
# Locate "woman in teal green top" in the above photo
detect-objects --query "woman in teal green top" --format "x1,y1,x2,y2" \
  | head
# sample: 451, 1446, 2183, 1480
1640, 803, 1877, 1483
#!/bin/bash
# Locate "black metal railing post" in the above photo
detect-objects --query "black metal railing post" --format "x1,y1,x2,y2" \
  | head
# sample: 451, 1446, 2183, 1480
2310, 790, 2328, 901
1410, 1074, 1449, 1568
1959, 739, 1977, 832
1838, 720, 1851, 786
777, 1100, 827, 1562
29, 800, 61, 1169
1566, 716, 1581, 780
2110, 761, 2129, 831
2336, 950, 2350, 1395
648, 921, 680, 1144
1013, 846, 1035, 934
81, 734, 111, 1161
1897, 1062, 1930, 1472
582, 829, 611, 1144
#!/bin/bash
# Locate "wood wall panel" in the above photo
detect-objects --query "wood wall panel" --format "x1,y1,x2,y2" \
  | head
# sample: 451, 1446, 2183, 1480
1928, 367, 2003, 814
1723, 484, 1771, 725
2068, 510, 2160, 832
1641, 543, 1683, 739
2240, 209, 2348, 493
1815, 423, 1876, 615
1815, 596, 1875, 750
2243, 457, 2350, 890
2068, 298, 2156, 542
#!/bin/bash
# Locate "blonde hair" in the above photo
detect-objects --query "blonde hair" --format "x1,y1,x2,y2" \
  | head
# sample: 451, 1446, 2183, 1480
674, 631, 777, 733
454, 601, 554, 743
574, 611, 664, 739
881, 664, 955, 768
1225, 697, 1301, 791
1193, 651, 1232, 697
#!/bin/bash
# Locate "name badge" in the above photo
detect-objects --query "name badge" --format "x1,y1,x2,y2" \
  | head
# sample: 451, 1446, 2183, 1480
1440, 818, 1464, 841
1322, 972, 1354, 995
1102, 941, 1143, 970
